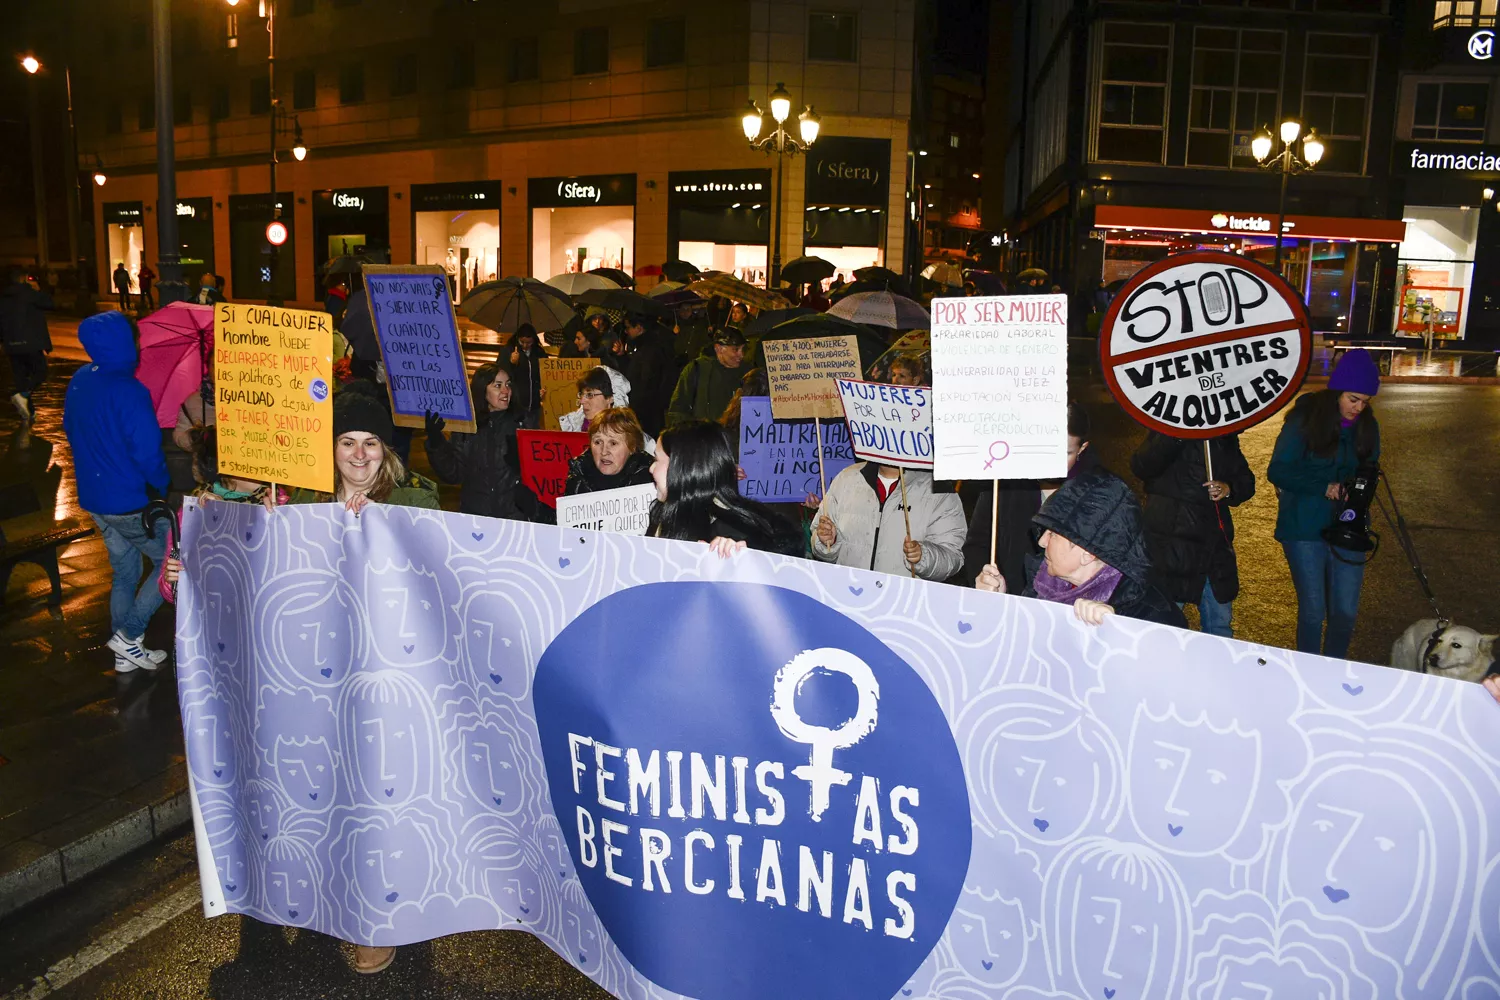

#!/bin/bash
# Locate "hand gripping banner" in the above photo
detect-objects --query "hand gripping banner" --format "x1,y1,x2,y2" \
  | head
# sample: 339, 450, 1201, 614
176, 500, 1500, 1000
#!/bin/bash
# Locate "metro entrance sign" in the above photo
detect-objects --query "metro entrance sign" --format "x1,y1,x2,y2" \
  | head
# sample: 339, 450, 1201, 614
1099, 251, 1311, 439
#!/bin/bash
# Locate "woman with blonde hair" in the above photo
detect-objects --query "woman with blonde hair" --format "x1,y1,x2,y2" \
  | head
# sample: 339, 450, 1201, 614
564, 406, 654, 496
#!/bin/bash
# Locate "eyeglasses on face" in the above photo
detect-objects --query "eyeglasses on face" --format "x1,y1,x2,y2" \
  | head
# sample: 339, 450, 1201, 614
578, 390, 606, 401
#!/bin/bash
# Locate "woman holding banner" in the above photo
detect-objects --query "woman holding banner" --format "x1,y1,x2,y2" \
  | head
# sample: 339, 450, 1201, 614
976, 471, 1187, 628
1267, 350, 1381, 659
290, 387, 440, 513
564, 407, 654, 496
648, 420, 802, 557
425, 362, 535, 521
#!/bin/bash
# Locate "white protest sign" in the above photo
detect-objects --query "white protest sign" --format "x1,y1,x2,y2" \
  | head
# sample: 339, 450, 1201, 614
555, 483, 657, 535
1099, 250, 1311, 438
835, 379, 934, 469
761, 335, 862, 420
930, 294, 1068, 479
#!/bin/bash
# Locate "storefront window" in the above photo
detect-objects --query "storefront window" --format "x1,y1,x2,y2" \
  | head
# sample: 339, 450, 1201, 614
668, 170, 770, 286
1412, 81, 1489, 142
103, 201, 145, 293
412, 181, 501, 303
1394, 206, 1478, 339
229, 193, 294, 302
528, 174, 636, 279
313, 187, 390, 297
803, 137, 890, 277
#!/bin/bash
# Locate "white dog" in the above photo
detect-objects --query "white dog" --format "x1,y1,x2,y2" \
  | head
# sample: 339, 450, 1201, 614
1390, 619, 1497, 683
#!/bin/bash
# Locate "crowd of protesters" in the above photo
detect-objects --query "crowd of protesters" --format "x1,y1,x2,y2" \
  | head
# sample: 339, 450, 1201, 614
3, 262, 1438, 973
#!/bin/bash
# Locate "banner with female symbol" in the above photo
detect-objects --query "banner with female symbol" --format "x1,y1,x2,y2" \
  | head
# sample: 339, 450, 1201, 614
177, 501, 1500, 1000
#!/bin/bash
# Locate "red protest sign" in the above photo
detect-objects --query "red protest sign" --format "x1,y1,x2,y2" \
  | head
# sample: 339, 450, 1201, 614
1099, 250, 1311, 439
518, 429, 590, 509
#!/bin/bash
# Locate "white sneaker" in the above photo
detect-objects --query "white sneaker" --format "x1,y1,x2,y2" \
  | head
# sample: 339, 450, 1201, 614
10, 393, 29, 422
107, 631, 165, 671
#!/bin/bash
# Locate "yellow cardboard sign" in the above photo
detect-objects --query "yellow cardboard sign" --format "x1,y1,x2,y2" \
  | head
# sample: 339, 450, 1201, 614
762, 335, 862, 419
540, 356, 601, 430
213, 302, 334, 493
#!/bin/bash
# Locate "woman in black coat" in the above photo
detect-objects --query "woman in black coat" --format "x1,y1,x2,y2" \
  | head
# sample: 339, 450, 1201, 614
1130, 431, 1255, 638
564, 407, 655, 496
424, 362, 536, 521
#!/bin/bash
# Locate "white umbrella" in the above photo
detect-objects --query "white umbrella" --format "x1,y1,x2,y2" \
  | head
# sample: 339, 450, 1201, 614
645, 280, 685, 298
921, 261, 964, 287
545, 272, 620, 296
827, 290, 931, 330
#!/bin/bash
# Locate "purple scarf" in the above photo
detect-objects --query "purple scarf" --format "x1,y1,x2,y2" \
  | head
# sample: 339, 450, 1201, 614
1032, 562, 1123, 606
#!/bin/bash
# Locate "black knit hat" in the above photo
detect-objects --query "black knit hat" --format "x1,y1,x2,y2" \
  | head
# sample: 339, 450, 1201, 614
333, 386, 394, 446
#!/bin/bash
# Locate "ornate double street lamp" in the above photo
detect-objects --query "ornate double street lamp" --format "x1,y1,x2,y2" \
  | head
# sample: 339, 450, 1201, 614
742, 83, 820, 290
1252, 118, 1325, 274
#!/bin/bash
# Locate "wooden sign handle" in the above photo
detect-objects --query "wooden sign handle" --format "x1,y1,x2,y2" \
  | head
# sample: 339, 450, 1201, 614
899, 468, 915, 578
989, 479, 999, 568
815, 415, 828, 498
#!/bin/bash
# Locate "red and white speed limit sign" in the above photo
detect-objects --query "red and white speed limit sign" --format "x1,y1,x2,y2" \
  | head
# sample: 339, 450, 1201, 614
1099, 250, 1311, 439
265, 220, 289, 247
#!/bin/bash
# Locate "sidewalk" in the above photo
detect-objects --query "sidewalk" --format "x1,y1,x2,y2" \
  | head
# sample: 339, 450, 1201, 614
0, 367, 188, 919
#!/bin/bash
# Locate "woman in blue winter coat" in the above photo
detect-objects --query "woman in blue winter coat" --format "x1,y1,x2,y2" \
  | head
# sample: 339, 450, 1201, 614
1267, 349, 1381, 659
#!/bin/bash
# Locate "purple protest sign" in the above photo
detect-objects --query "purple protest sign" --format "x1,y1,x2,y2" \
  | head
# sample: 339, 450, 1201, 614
363, 264, 476, 433
737, 395, 854, 503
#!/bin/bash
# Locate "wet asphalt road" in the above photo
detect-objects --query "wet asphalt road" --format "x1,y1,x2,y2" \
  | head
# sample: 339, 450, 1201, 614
1, 320, 1496, 997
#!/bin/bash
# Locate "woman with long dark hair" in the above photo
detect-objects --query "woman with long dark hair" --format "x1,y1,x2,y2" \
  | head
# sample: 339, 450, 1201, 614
424, 361, 534, 520
647, 420, 802, 557
1267, 349, 1381, 658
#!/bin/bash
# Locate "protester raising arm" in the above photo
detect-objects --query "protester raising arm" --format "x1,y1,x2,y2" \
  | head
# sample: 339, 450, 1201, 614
423, 363, 532, 521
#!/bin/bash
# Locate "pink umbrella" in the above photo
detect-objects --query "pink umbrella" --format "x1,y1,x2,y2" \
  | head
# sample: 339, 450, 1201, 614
135, 301, 215, 429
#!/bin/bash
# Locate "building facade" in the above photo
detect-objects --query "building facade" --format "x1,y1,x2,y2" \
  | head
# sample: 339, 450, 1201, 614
78, 0, 916, 307
919, 72, 986, 264
999, 0, 1407, 336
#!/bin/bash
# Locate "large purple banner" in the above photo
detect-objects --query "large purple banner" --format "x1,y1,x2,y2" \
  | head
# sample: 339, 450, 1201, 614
176, 500, 1500, 1000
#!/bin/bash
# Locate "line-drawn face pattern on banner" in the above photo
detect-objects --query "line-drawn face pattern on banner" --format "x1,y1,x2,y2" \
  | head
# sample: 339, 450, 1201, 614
534, 582, 972, 1000
1100, 251, 1312, 439
172, 500, 1500, 999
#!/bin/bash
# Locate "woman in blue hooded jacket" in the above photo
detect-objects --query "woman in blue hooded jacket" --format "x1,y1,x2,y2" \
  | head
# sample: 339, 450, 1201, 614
1267, 349, 1381, 659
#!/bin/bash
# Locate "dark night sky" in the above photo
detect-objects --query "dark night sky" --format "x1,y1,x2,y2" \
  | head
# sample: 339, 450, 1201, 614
933, 0, 991, 79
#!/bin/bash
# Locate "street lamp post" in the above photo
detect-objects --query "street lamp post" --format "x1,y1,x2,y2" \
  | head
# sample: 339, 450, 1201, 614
742, 83, 820, 290
152, 0, 189, 306
1251, 118, 1325, 274
20, 57, 49, 269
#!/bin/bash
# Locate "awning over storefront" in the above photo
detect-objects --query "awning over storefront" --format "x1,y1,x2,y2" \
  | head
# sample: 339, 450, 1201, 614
1094, 205, 1406, 243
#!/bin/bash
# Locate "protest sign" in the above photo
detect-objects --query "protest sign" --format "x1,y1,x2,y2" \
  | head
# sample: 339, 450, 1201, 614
555, 482, 656, 534
835, 379, 934, 469
517, 428, 589, 508
930, 294, 1068, 480
179, 500, 1500, 999
212, 301, 333, 493
540, 357, 600, 430
1099, 250, 1311, 438
362, 264, 475, 433
737, 396, 854, 502
762, 335, 861, 420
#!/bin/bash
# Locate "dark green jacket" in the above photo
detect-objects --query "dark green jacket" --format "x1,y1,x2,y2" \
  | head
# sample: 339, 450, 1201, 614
290, 470, 441, 509
1267, 413, 1380, 542
667, 357, 748, 428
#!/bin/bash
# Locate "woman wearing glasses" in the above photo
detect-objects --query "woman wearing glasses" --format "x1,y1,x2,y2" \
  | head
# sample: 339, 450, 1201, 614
559, 366, 633, 435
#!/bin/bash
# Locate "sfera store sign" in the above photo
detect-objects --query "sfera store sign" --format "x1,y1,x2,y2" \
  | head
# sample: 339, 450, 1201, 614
1099, 251, 1311, 438
805, 137, 891, 207
529, 174, 636, 208
313, 187, 386, 215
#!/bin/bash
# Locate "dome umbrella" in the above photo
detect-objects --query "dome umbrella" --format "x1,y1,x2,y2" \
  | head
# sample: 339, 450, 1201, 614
324, 253, 375, 276
135, 301, 216, 428
644, 280, 685, 298
660, 259, 701, 283
742, 307, 816, 336
921, 261, 964, 287
461, 277, 576, 334
827, 290, 930, 330
683, 272, 788, 312
575, 287, 673, 320
778, 255, 836, 286
588, 267, 633, 288
545, 272, 619, 296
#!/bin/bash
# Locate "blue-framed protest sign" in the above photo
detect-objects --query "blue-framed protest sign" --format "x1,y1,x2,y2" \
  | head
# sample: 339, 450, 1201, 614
363, 264, 476, 433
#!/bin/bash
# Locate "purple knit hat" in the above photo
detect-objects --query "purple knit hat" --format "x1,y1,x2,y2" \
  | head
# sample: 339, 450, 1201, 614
1328, 348, 1380, 396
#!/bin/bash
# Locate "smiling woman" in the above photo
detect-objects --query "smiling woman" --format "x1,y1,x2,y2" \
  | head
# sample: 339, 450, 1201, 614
288, 385, 440, 511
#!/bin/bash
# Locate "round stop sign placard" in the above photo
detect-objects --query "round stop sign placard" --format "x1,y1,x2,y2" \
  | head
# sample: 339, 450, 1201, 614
265, 220, 289, 247
1099, 250, 1311, 439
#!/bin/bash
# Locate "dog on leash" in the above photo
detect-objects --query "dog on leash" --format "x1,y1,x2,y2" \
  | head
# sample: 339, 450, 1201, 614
1390, 619, 1497, 683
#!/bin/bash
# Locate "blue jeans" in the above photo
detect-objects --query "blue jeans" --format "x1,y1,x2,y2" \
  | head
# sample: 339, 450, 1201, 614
1282, 540, 1366, 658
90, 511, 168, 639
1180, 578, 1234, 638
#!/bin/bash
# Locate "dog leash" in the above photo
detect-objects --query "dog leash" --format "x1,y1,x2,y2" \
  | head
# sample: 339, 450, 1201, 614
1374, 471, 1449, 673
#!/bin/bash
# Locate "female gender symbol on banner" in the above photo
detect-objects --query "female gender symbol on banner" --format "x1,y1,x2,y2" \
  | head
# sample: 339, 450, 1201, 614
983, 441, 1010, 469
770, 648, 880, 822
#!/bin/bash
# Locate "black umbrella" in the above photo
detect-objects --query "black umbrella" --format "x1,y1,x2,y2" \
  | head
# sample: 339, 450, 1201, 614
576, 287, 672, 319
759, 313, 888, 371
839, 267, 912, 299
742, 307, 815, 336
588, 267, 633, 288
779, 255, 836, 286
325, 254, 375, 276
462, 277, 576, 333
660, 259, 701, 283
